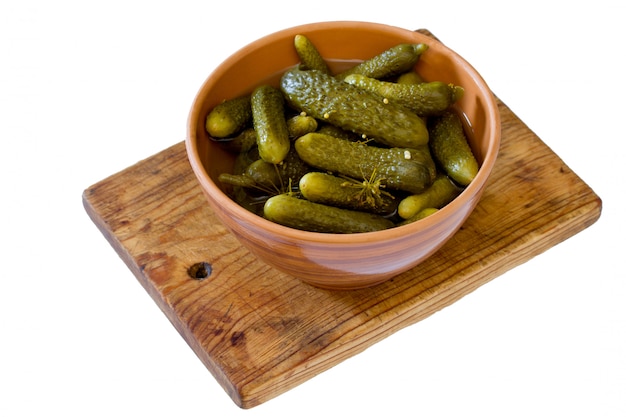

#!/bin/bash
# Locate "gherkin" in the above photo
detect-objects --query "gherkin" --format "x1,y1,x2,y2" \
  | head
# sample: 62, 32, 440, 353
428, 110, 479, 186
280, 68, 429, 148
251, 85, 290, 164
344, 75, 464, 117
294, 132, 435, 194
334, 43, 428, 81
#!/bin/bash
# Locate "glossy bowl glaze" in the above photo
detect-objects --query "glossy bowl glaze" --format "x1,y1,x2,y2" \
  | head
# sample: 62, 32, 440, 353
186, 21, 500, 290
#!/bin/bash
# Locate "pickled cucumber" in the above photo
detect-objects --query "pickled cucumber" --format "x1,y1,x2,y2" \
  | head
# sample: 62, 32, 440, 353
244, 159, 283, 191
335, 43, 428, 81
205, 95, 252, 138
299, 171, 398, 215
396, 71, 425, 85
429, 110, 479, 186
398, 207, 439, 225
397, 174, 461, 220
280, 68, 429, 148
294, 34, 331, 74
251, 85, 290, 164
344, 75, 464, 117
286, 113, 318, 138
218, 172, 258, 189
245, 147, 311, 191
295, 132, 434, 194
263, 194, 394, 233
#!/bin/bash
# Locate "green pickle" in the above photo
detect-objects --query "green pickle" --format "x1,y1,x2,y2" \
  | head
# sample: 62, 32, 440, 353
299, 171, 398, 215
280, 68, 429, 148
245, 148, 311, 191
397, 174, 461, 220
251, 85, 291, 164
429, 110, 479, 186
295, 132, 435, 194
264, 194, 394, 233
335, 43, 428, 81
218, 172, 257, 188
396, 71, 425, 85
344, 75, 464, 117
205, 95, 252, 138
286, 113, 318, 138
244, 160, 283, 191
399, 207, 439, 226
294, 34, 331, 74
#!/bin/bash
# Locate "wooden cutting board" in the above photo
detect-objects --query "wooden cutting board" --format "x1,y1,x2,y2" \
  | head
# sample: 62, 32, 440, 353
82, 34, 602, 409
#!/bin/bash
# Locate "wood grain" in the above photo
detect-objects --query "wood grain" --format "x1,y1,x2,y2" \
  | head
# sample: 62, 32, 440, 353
83, 99, 601, 408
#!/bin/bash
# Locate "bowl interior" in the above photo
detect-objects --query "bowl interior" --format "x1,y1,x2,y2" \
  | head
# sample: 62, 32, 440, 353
187, 21, 499, 243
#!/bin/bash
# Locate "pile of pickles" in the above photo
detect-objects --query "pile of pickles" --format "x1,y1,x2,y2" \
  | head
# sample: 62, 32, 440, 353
205, 34, 478, 233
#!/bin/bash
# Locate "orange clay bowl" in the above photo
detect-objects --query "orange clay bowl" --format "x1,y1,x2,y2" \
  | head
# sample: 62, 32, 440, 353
186, 21, 501, 290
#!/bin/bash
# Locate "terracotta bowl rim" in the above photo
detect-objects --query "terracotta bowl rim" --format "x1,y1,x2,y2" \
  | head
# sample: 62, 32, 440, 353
186, 21, 501, 245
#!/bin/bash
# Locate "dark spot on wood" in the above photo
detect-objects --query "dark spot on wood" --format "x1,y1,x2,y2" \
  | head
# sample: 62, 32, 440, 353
188, 262, 212, 280
230, 331, 245, 346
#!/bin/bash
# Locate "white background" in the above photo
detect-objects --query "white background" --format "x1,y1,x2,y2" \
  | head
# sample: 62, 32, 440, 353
2, 1, 624, 415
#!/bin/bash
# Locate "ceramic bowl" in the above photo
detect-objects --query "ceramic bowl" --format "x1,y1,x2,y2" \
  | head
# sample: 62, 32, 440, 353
186, 21, 501, 290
